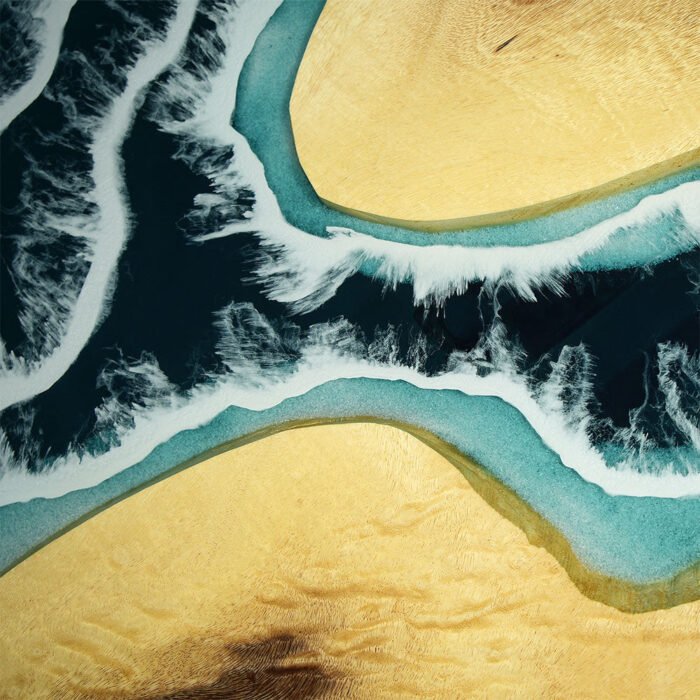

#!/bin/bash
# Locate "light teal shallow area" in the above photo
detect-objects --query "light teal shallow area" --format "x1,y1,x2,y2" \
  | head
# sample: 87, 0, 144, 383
235, 0, 699, 270
1, 379, 698, 587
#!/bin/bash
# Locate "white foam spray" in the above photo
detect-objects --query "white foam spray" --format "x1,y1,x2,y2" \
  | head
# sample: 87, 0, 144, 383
0, 0, 77, 133
0, 0, 197, 411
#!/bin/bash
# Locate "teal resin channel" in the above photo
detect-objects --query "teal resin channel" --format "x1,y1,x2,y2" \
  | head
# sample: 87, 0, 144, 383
1, 378, 698, 586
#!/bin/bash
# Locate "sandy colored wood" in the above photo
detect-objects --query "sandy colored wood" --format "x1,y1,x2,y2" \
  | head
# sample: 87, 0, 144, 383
290, 0, 700, 229
0, 423, 698, 698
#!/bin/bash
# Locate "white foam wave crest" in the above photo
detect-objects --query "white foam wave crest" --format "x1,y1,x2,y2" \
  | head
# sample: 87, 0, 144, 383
255, 184, 700, 311
658, 344, 700, 452
0, 0, 197, 412
147, 0, 281, 233
1, 302, 698, 506
0, 0, 77, 133
610, 343, 700, 475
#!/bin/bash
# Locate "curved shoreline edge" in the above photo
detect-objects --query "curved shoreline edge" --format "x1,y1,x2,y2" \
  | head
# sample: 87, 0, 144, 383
233, 0, 700, 249
315, 150, 700, 232
3, 417, 697, 614
289, 0, 700, 231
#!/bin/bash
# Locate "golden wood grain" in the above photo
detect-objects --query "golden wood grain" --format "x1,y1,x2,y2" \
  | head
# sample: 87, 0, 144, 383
290, 0, 700, 229
0, 423, 698, 698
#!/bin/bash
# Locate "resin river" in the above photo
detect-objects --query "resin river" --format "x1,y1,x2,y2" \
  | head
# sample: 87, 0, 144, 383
0, 0, 698, 603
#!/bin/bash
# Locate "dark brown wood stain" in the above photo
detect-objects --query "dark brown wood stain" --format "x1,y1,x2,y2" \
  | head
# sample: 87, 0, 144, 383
141, 634, 347, 700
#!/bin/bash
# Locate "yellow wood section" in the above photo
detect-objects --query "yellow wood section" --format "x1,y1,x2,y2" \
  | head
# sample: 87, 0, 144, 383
0, 423, 698, 698
290, 0, 700, 229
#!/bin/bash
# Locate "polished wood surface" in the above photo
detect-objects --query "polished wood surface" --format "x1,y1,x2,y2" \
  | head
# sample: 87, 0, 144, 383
291, 0, 700, 229
1, 423, 698, 698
